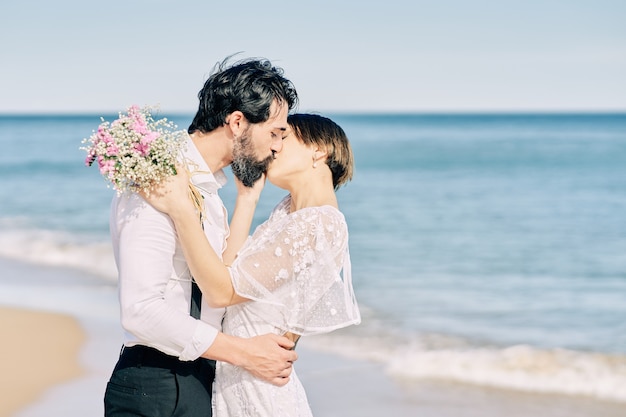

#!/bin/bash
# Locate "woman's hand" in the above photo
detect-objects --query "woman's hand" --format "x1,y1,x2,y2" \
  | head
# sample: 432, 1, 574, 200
141, 165, 193, 216
235, 173, 266, 205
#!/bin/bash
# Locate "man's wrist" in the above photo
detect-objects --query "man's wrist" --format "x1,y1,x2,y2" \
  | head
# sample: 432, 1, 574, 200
201, 332, 248, 367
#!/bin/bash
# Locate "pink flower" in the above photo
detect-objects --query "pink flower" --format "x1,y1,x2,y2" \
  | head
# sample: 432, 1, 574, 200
81, 105, 183, 194
95, 126, 115, 148
97, 156, 116, 176
85, 152, 96, 166
128, 105, 149, 135
134, 142, 150, 156
127, 105, 140, 116
133, 120, 149, 135
134, 131, 160, 156
106, 143, 119, 156
97, 126, 114, 145
85, 147, 96, 167
143, 131, 159, 144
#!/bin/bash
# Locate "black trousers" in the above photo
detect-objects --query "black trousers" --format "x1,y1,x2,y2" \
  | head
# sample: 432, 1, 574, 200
104, 345, 215, 417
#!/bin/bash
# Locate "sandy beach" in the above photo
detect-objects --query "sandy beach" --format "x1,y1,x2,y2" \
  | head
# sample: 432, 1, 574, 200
0, 307, 85, 417
1, 257, 625, 417
3, 306, 626, 417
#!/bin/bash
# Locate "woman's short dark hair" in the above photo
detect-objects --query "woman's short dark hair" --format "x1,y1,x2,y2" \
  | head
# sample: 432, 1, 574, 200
188, 57, 298, 134
288, 113, 354, 190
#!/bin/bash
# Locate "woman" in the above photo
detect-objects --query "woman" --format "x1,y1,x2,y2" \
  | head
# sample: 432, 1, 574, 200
144, 113, 361, 416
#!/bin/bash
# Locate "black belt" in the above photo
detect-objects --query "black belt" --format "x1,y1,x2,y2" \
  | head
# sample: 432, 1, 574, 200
117, 345, 213, 371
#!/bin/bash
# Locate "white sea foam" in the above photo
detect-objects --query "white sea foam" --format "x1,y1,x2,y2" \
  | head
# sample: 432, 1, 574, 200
2, 226, 626, 403
305, 314, 626, 403
0, 227, 117, 282
386, 344, 626, 402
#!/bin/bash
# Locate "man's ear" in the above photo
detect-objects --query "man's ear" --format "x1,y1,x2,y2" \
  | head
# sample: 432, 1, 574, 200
225, 111, 247, 139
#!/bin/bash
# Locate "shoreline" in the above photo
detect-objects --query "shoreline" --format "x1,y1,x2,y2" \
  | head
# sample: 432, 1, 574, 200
1, 257, 625, 417
0, 306, 86, 417
296, 347, 626, 417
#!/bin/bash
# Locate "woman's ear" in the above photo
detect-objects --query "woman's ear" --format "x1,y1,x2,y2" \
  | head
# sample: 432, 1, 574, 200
312, 147, 328, 168
313, 147, 328, 161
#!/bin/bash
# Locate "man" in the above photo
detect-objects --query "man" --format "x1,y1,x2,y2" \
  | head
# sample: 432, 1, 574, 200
104, 57, 299, 416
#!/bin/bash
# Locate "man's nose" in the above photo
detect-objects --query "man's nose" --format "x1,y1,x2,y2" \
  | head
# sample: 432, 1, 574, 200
271, 137, 283, 153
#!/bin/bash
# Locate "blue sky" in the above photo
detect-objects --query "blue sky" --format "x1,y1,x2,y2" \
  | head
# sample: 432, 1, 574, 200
1, 0, 624, 113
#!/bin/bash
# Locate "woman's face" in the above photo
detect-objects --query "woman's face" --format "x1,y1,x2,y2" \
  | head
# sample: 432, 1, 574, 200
266, 131, 313, 189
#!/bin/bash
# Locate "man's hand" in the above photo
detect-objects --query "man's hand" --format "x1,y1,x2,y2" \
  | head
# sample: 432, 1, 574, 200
239, 334, 297, 386
203, 332, 298, 387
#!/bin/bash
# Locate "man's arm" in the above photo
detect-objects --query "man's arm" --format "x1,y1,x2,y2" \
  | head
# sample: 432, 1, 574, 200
112, 193, 217, 360
113, 193, 298, 384
202, 332, 297, 386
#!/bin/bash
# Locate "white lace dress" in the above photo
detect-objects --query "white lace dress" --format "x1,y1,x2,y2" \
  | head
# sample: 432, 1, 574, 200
212, 196, 361, 417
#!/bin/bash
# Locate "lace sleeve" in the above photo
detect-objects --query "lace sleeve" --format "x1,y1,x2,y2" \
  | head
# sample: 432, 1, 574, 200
228, 207, 361, 335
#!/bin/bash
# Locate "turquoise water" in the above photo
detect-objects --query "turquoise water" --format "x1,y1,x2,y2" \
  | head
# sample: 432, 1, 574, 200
335, 114, 626, 353
1, 113, 626, 399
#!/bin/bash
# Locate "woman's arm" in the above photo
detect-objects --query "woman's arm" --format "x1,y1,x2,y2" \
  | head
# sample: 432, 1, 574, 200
223, 175, 265, 265
142, 170, 248, 307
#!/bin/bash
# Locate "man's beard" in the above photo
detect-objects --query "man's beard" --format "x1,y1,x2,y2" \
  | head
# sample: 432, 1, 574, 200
231, 131, 273, 187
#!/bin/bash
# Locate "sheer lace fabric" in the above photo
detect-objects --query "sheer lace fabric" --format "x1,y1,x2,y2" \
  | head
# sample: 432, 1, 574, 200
212, 196, 361, 416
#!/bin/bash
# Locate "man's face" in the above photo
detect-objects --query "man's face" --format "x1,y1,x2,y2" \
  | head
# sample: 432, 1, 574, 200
231, 100, 289, 187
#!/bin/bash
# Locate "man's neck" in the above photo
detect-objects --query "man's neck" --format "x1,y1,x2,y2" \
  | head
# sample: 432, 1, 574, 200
189, 129, 233, 173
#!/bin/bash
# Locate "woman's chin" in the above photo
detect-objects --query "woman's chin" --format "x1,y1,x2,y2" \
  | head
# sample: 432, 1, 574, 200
267, 178, 286, 190
266, 173, 287, 190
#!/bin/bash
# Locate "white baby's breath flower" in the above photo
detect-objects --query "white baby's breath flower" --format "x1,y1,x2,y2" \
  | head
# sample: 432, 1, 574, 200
80, 105, 185, 194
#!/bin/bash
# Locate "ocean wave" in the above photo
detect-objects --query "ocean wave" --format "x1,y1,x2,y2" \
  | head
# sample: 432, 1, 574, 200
0, 226, 116, 282
305, 311, 626, 403
3, 226, 626, 403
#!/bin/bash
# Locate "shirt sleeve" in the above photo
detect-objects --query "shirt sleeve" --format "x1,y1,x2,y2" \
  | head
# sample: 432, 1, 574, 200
111, 192, 218, 360
228, 208, 361, 335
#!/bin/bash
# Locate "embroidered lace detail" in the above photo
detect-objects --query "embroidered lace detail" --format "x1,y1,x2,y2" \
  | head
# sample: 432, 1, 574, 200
212, 195, 360, 416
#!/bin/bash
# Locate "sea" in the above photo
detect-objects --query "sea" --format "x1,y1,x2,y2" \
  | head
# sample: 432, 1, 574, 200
1, 112, 625, 407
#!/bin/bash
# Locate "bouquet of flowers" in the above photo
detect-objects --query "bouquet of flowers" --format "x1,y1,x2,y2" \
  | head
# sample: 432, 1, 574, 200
81, 105, 185, 195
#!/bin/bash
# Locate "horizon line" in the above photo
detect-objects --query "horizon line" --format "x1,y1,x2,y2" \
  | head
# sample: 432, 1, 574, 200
1, 109, 625, 117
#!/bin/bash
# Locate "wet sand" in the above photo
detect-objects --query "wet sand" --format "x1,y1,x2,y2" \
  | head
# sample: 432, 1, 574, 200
1, 257, 625, 417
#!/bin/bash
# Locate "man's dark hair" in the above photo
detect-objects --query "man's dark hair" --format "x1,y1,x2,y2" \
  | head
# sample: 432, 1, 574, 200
188, 56, 298, 134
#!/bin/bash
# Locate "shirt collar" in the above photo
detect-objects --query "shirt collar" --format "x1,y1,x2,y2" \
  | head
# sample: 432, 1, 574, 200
181, 133, 228, 193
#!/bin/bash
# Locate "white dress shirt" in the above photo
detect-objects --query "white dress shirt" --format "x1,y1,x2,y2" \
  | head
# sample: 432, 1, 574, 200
110, 133, 228, 361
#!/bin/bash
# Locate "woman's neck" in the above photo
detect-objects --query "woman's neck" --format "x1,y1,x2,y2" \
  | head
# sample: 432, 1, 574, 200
288, 178, 337, 212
